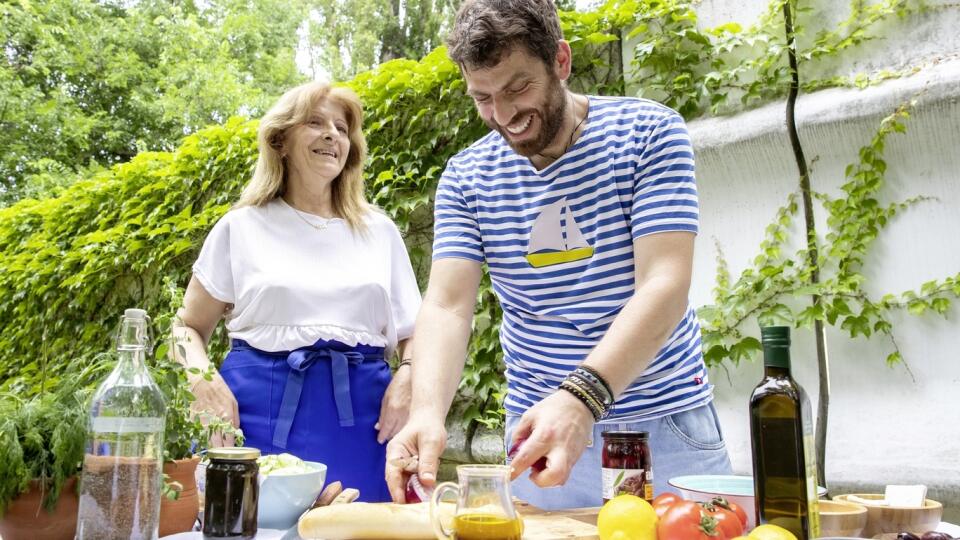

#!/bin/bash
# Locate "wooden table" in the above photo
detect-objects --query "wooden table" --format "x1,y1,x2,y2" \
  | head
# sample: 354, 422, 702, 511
515, 501, 600, 539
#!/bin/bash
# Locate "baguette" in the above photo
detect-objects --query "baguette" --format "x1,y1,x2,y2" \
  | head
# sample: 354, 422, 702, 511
297, 501, 438, 539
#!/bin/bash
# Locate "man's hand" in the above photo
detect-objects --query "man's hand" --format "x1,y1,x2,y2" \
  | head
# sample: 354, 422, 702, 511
508, 390, 595, 487
376, 365, 412, 444
188, 371, 239, 447
384, 415, 447, 503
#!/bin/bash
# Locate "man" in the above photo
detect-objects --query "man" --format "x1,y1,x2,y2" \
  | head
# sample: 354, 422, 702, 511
386, 0, 732, 509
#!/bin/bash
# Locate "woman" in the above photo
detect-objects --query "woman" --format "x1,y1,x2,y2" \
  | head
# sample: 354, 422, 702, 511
174, 82, 421, 502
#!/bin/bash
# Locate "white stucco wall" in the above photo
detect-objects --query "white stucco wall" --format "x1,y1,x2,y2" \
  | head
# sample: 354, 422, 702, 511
692, 0, 960, 79
681, 29, 960, 517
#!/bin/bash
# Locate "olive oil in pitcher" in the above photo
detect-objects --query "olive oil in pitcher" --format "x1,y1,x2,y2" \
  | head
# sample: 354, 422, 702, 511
452, 513, 523, 540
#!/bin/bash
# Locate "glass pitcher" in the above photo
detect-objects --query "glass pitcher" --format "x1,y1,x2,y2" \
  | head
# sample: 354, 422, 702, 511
429, 464, 523, 540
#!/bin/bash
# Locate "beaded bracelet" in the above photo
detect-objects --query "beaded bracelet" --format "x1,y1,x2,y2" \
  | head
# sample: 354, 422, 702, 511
565, 373, 608, 411
561, 366, 614, 420
559, 379, 605, 421
576, 365, 614, 403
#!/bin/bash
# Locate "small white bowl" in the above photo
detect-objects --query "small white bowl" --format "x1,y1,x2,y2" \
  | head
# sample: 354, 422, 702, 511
668, 474, 828, 530
257, 461, 327, 530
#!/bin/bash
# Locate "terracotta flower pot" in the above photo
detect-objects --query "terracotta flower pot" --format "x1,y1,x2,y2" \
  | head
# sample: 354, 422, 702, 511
159, 456, 201, 537
0, 476, 79, 540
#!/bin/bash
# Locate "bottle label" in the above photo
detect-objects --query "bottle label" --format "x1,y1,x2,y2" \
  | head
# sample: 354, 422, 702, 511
801, 400, 821, 537
92, 417, 164, 433
602, 467, 652, 501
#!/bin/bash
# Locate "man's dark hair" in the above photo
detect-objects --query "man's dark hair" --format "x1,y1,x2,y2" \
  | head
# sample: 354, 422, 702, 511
446, 0, 564, 70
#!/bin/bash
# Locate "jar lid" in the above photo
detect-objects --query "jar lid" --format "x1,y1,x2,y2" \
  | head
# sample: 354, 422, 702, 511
602, 430, 649, 439
207, 447, 261, 460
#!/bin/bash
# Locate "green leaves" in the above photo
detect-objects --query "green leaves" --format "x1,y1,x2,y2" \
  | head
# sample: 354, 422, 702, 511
730, 337, 762, 365
0, 0, 306, 204
0, 0, 948, 435
698, 101, 958, 369
0, 383, 88, 516
618, 0, 914, 117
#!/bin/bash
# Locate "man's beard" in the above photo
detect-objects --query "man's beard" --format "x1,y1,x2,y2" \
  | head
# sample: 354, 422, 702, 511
484, 74, 566, 157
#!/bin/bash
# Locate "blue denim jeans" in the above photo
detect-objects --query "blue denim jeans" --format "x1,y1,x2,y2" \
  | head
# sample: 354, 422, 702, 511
505, 402, 733, 510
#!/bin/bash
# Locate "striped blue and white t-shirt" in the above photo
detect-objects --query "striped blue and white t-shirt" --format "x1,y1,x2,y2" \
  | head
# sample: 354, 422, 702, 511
432, 96, 712, 423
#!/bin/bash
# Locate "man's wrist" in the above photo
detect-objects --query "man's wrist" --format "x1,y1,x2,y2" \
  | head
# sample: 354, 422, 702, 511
565, 366, 613, 417
557, 386, 600, 423
559, 365, 614, 421
408, 404, 448, 425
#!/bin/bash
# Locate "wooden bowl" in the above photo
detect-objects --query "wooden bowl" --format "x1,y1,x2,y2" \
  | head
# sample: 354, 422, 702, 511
833, 493, 943, 537
818, 499, 868, 537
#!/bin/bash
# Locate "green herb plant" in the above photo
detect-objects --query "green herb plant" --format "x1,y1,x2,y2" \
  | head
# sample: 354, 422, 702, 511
0, 380, 87, 516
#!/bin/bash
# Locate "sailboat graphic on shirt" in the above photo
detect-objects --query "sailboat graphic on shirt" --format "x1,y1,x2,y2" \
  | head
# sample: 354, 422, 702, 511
525, 198, 594, 268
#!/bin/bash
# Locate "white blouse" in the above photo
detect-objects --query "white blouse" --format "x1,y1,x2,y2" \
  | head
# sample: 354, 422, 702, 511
192, 198, 422, 355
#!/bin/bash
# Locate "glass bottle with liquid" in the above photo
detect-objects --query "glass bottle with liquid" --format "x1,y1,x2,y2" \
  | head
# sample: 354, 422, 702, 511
749, 325, 820, 540
76, 308, 166, 540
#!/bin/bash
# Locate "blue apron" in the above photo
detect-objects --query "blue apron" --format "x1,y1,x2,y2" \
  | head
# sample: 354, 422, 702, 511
220, 338, 392, 502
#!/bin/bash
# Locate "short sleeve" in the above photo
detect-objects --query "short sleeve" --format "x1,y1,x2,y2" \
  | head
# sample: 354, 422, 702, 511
192, 215, 236, 304
631, 110, 700, 240
386, 223, 422, 341
431, 162, 485, 262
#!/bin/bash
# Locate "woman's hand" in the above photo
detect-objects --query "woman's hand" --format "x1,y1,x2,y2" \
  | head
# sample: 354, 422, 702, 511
188, 371, 240, 448
376, 364, 412, 444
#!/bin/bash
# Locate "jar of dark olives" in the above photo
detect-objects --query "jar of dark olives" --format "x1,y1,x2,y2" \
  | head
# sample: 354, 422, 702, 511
601, 431, 652, 503
203, 447, 260, 538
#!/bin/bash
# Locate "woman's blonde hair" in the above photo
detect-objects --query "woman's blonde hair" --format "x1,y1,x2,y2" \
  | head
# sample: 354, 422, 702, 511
236, 82, 370, 231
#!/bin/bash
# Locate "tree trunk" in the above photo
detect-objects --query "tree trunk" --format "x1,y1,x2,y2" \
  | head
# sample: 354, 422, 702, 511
782, 0, 830, 490
379, 0, 405, 63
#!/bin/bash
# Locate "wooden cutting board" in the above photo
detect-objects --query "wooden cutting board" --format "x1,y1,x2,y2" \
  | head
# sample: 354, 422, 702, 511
516, 501, 599, 539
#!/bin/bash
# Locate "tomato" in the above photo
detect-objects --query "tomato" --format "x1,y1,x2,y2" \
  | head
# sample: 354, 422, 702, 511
657, 500, 726, 540
701, 501, 744, 538
710, 496, 749, 528
653, 493, 683, 519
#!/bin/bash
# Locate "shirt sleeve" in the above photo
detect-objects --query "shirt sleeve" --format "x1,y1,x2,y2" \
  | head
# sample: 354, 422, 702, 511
192, 214, 236, 304
631, 109, 700, 240
386, 222, 423, 341
431, 161, 485, 262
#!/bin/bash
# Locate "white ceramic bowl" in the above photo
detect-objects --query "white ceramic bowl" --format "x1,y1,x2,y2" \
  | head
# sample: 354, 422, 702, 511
257, 461, 327, 530
668, 475, 759, 529
668, 474, 829, 530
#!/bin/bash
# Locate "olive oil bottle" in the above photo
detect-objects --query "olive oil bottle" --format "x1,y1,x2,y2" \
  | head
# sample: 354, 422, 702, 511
749, 326, 820, 540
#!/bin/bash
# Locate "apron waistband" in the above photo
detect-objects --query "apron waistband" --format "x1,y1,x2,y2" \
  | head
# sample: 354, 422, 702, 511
230, 339, 384, 449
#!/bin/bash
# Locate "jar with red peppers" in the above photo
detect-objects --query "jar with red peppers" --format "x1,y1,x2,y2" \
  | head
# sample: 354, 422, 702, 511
601, 431, 653, 504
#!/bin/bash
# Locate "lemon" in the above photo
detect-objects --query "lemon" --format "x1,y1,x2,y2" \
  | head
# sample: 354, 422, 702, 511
596, 494, 658, 540
748, 523, 799, 540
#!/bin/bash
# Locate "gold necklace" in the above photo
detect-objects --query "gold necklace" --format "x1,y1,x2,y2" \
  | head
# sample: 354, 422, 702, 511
286, 201, 331, 231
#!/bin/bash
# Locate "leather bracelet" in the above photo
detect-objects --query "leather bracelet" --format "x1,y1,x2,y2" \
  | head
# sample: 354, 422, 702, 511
560, 380, 604, 421
566, 373, 608, 410
559, 384, 601, 421
576, 365, 614, 403
396, 359, 412, 369
568, 370, 612, 411
563, 370, 612, 420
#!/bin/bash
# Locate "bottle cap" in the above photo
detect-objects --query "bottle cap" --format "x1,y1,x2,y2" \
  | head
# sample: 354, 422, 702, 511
760, 325, 791, 346
208, 447, 261, 460
124, 308, 148, 320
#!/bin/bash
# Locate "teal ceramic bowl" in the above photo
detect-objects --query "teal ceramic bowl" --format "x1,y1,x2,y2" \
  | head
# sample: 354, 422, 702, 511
668, 475, 829, 530
257, 460, 327, 530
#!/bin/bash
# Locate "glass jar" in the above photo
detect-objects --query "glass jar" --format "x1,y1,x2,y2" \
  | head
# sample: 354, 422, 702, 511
203, 447, 260, 538
601, 431, 652, 503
